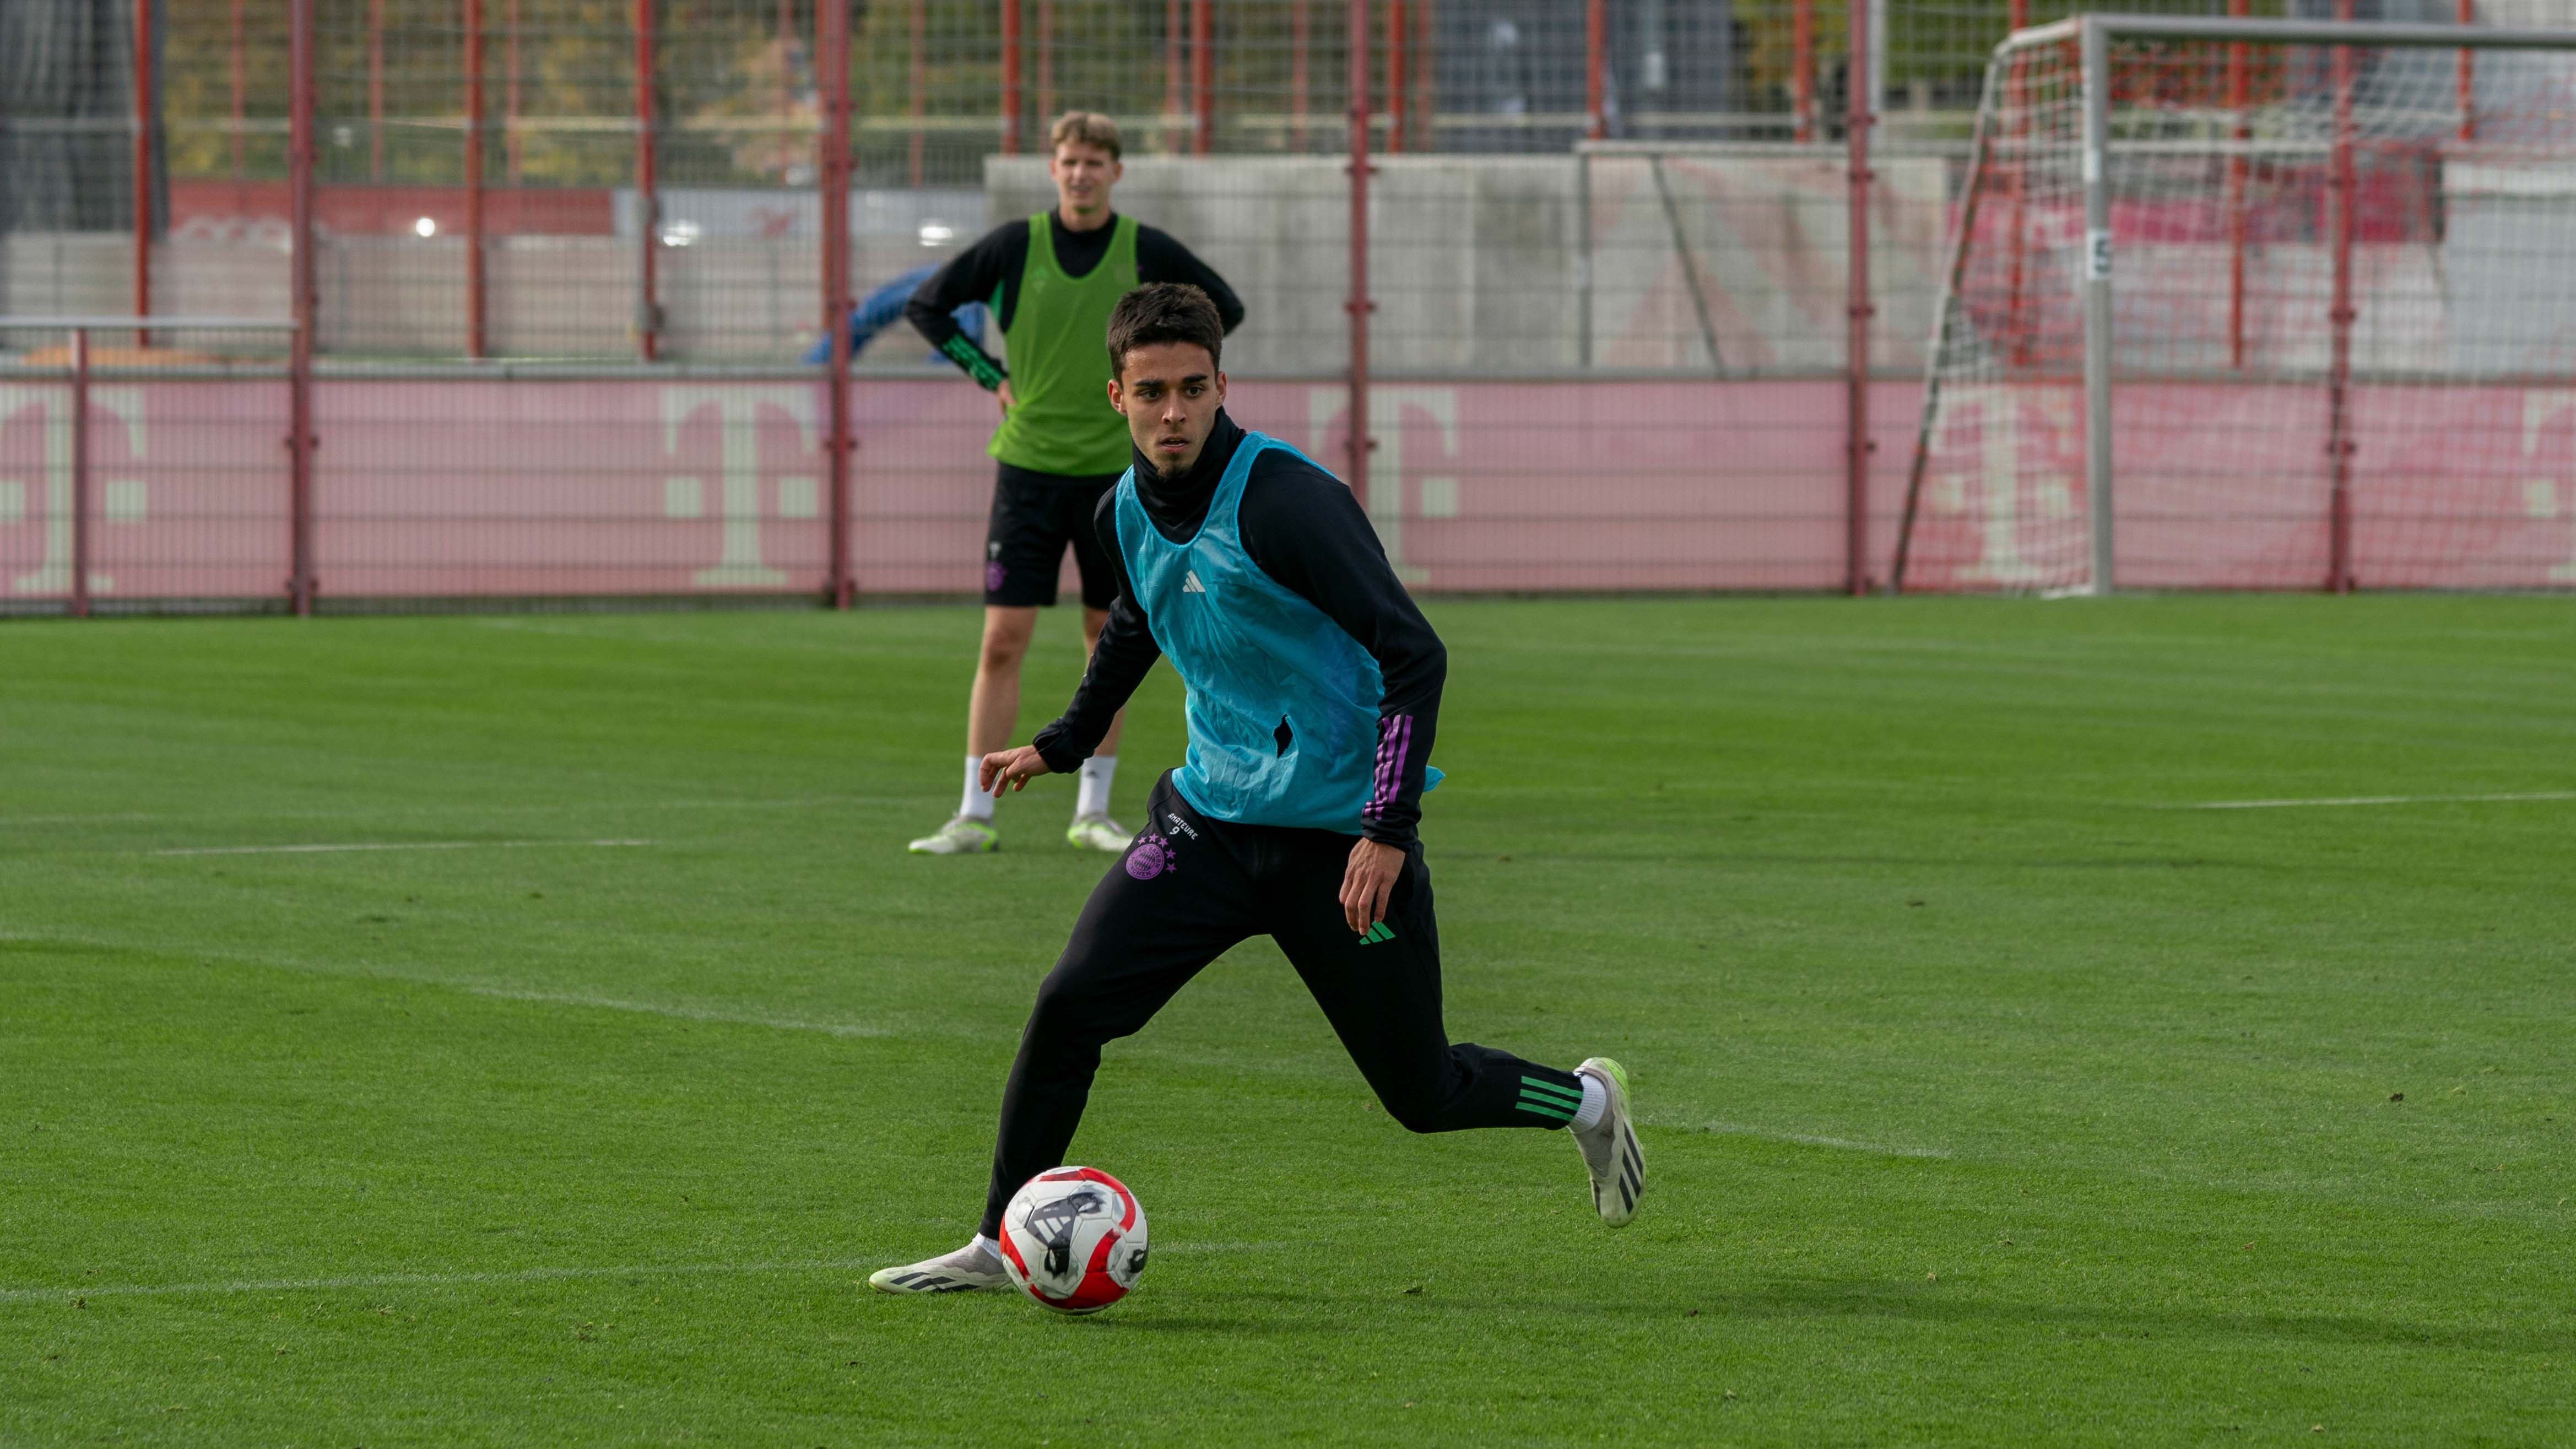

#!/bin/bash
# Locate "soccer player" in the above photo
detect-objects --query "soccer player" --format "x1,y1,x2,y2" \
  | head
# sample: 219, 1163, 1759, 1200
868, 285, 1642, 1295
903, 111, 1244, 857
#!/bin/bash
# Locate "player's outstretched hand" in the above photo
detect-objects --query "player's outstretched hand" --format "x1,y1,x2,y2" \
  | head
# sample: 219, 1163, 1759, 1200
1341, 838, 1405, 935
981, 745, 1051, 795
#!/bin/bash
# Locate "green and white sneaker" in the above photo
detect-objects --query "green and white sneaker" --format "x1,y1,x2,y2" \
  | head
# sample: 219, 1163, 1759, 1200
1571, 1057, 1644, 1227
867, 1238, 1010, 1295
907, 815, 998, 855
1065, 813, 1132, 852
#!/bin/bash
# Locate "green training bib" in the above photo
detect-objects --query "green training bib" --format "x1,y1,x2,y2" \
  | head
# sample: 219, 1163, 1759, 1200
989, 213, 1139, 476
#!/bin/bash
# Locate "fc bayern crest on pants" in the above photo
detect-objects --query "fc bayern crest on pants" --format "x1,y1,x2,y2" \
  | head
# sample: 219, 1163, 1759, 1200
1124, 831, 1177, 880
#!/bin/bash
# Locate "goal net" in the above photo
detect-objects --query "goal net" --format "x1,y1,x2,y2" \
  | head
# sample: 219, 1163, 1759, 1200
1896, 15, 2576, 593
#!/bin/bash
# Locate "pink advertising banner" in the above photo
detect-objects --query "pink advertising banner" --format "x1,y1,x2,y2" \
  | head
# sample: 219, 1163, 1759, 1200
5, 375, 2572, 604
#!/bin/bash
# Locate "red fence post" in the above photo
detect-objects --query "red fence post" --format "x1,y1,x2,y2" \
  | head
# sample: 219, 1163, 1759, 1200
506, 0, 524, 183
368, 0, 386, 180
1585, 0, 1606, 139
1844, 0, 1874, 595
2226, 0, 2248, 369
1037, 0, 1055, 128
1163, 0, 1183, 152
1345, 0, 1372, 506
132, 0, 155, 348
2326, 2, 2357, 593
1387, 0, 1406, 153
1000, 0, 1022, 154
69, 328, 92, 618
229, 0, 247, 177
1792, 0, 1813, 142
635, 0, 660, 361
821, 0, 856, 608
1192, 0, 1214, 155
2005, 0, 2032, 368
289, 0, 317, 616
464, 0, 489, 359
908, 0, 927, 183
1416, 0, 1435, 150
1290, 0, 1308, 149
2457, 0, 2476, 141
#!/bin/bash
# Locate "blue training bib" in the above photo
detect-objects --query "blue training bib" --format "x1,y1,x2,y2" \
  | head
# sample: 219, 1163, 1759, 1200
1114, 431, 1438, 834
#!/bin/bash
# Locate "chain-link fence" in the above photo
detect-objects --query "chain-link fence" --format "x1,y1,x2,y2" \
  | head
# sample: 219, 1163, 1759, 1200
4, 1, 2570, 609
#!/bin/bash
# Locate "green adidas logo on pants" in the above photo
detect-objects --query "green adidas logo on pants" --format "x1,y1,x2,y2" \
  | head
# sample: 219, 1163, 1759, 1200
1357, 921, 1397, 945
1517, 1075, 1582, 1123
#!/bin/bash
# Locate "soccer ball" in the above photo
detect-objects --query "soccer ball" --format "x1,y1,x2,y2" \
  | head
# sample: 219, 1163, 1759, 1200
996, 1166, 1149, 1314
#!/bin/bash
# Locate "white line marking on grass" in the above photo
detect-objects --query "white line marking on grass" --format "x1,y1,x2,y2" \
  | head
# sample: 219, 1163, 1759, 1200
2175, 791, 2576, 810
150, 839, 657, 857
1658, 1118, 1952, 1160
1, 797, 911, 830
0, 928, 905, 1042
0, 1259, 879, 1304
461, 986, 892, 1039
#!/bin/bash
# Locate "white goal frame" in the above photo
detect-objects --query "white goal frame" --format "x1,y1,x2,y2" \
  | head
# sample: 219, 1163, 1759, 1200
1896, 13, 2576, 594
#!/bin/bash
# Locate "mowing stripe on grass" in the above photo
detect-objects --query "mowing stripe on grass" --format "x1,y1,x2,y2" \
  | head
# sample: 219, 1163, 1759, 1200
2174, 791, 2576, 810
0, 1242, 1285, 1304
1653, 1117, 1953, 1160
150, 839, 657, 857
0, 1260, 881, 1303
461, 985, 895, 1039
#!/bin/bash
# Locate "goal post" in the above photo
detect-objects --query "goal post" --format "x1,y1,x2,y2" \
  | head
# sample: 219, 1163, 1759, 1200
1896, 14, 2576, 594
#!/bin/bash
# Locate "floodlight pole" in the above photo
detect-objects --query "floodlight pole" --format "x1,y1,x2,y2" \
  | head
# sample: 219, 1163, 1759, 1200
2080, 15, 2115, 596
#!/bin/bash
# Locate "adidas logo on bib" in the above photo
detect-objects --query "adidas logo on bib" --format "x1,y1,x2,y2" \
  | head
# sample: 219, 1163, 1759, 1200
1181, 570, 1206, 594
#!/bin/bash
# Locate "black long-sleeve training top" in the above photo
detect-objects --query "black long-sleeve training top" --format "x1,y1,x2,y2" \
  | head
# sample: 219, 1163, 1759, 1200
904, 211, 1246, 389
1031, 411, 1447, 848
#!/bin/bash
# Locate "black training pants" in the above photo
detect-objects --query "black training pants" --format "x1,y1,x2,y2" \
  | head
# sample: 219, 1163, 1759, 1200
981, 770, 1581, 1237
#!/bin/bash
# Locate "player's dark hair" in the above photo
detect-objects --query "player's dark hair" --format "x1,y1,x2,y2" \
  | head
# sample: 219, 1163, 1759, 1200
1106, 283, 1224, 379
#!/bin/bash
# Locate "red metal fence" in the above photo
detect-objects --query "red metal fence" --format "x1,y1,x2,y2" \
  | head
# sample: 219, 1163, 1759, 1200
3, 1, 2572, 613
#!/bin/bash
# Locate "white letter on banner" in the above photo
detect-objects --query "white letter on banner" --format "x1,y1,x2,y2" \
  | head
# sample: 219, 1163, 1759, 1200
661, 386, 819, 588
2523, 389, 2576, 581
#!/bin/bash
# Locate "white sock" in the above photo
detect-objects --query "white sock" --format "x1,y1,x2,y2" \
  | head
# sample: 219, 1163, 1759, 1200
960, 754, 999, 821
1075, 755, 1117, 818
971, 1233, 1002, 1262
1569, 1074, 1608, 1132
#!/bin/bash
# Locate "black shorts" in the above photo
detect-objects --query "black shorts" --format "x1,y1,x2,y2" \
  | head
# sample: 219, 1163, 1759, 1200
984, 462, 1122, 609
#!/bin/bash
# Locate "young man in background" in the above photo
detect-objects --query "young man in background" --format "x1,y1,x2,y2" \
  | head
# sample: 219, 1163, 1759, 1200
903, 112, 1244, 856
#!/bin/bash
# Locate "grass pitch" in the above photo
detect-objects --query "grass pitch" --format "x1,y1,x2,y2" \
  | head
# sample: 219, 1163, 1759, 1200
3, 597, 2571, 1447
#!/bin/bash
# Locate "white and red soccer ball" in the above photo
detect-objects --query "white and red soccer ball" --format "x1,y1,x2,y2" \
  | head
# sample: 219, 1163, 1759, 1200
996, 1166, 1149, 1314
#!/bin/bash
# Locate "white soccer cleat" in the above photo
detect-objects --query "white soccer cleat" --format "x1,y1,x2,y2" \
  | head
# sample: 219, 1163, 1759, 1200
907, 815, 998, 855
1065, 813, 1133, 852
867, 1237, 1011, 1295
1570, 1057, 1644, 1228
